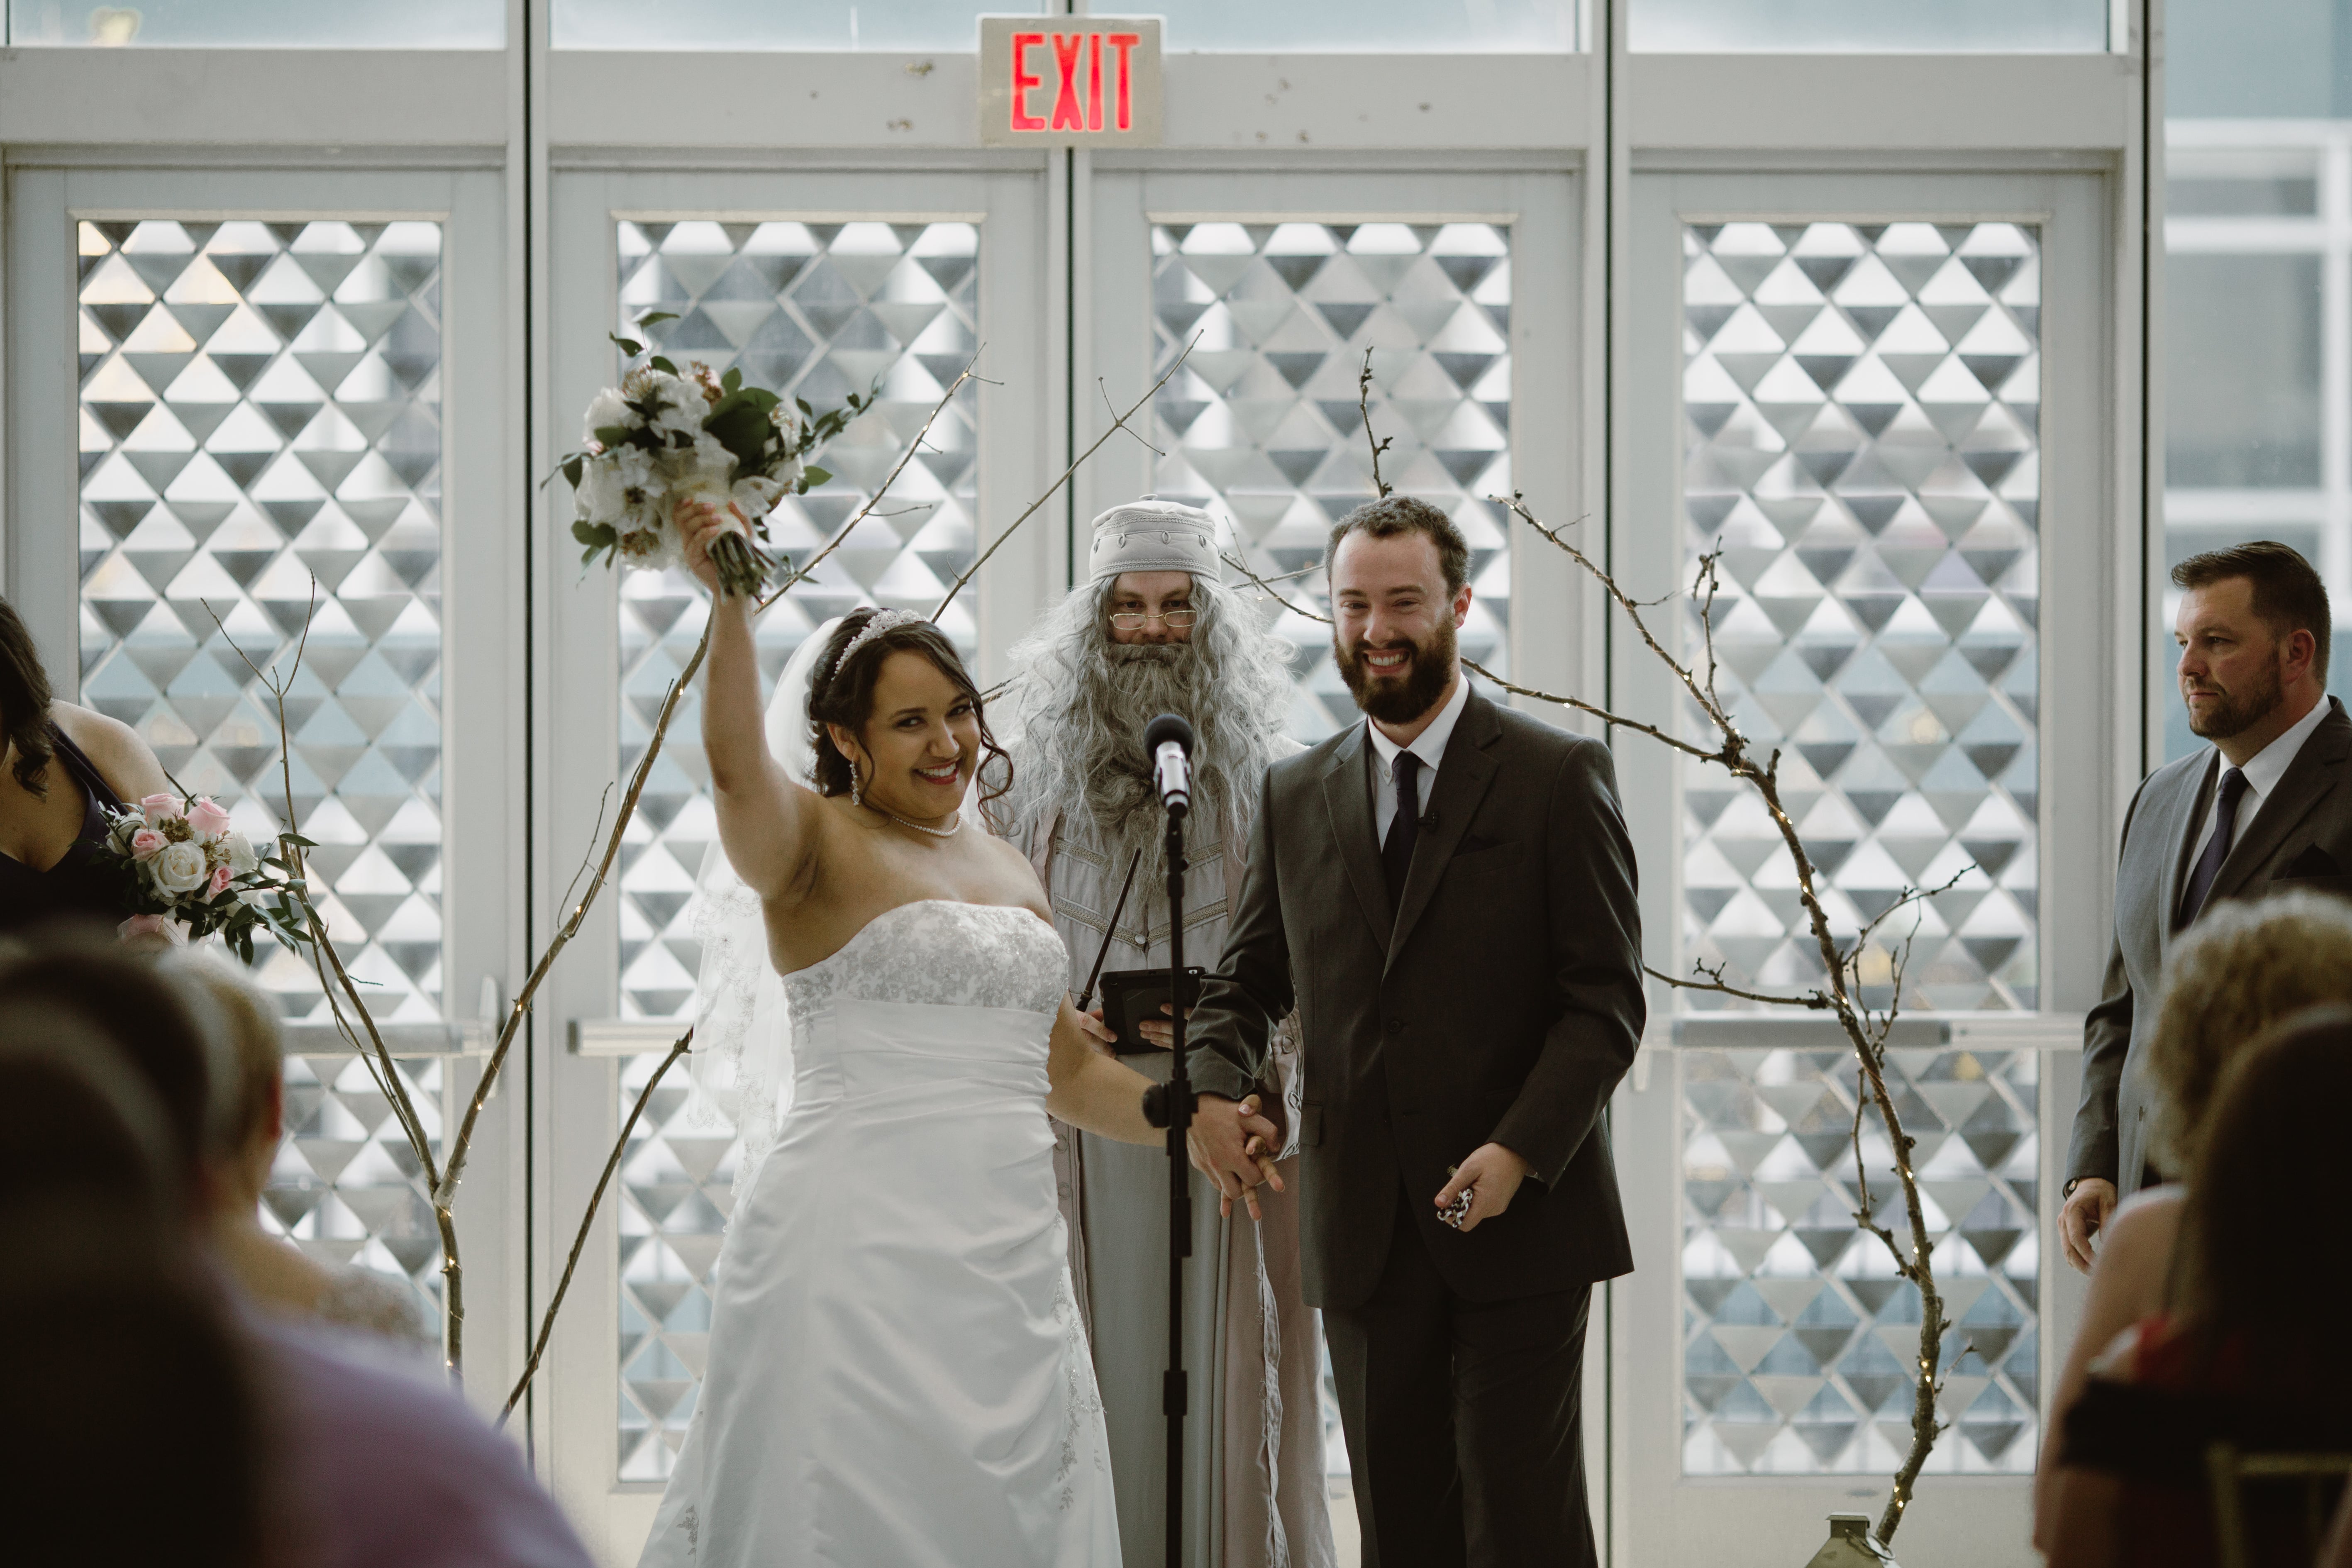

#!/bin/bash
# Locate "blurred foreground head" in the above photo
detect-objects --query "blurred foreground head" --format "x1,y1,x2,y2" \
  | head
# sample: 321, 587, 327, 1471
2169, 1003, 2352, 1400
0, 941, 278, 1566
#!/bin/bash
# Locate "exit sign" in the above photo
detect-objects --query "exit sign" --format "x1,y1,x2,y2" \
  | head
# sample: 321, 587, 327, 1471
978, 16, 1164, 147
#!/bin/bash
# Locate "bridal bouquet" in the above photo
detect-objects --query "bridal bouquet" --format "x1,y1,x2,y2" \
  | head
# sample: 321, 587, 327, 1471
557, 313, 873, 597
98, 793, 312, 962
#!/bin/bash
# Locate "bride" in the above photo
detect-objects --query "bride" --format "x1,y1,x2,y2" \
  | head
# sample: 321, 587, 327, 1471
639, 503, 1164, 1566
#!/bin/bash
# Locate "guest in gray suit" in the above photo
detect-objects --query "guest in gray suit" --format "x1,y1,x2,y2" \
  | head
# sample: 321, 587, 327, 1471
2062, 540, 2351, 1270
1183, 496, 1644, 1568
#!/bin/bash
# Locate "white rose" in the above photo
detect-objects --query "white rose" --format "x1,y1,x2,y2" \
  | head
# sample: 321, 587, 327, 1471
576, 450, 629, 521
152, 839, 210, 896
223, 832, 259, 875
652, 374, 708, 440
583, 388, 631, 443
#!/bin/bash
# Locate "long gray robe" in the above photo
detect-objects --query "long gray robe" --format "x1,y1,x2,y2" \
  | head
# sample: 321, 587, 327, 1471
1017, 799, 1335, 1568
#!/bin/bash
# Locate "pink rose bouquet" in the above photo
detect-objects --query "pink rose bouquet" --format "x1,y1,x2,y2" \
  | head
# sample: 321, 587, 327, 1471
98, 792, 310, 962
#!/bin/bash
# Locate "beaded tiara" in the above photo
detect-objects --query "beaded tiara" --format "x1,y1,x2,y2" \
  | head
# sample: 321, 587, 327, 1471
828, 608, 928, 682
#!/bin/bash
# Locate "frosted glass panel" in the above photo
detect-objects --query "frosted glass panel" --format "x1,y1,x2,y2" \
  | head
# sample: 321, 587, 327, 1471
555, 0, 1038, 50
78, 218, 447, 1024
1681, 1045, 2040, 1475
9, 0, 500, 46
1154, 0, 1572, 51
1631, 0, 2106, 53
1679, 220, 2042, 1013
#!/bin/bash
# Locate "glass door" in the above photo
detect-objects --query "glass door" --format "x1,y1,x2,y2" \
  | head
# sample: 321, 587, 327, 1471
1606, 169, 2117, 1566
534, 163, 1053, 1560
1085, 161, 1587, 1555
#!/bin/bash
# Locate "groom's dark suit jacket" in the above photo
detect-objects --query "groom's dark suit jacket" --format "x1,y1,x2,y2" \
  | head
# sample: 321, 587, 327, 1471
2069, 695, 2352, 1199
1187, 687, 1645, 1310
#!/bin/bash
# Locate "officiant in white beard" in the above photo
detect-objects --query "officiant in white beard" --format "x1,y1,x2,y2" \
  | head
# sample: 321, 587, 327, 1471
992, 499, 1336, 1568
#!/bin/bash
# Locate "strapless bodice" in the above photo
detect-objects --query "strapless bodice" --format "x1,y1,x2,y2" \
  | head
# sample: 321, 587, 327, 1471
783, 899, 1067, 1019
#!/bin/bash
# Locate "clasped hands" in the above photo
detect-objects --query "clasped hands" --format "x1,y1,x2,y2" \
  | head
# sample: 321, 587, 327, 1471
1083, 1000, 1532, 1231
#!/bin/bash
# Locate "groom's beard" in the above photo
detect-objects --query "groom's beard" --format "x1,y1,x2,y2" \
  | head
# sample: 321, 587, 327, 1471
1335, 617, 1457, 724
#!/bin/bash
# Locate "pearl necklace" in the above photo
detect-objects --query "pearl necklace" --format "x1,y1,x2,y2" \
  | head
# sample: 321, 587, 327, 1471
873, 806, 962, 839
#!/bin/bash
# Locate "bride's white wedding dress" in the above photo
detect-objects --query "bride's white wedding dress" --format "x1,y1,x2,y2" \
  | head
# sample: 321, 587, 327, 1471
638, 897, 1121, 1567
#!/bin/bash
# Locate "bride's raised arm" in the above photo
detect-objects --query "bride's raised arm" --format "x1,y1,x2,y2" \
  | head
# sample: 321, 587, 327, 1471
683, 501, 823, 903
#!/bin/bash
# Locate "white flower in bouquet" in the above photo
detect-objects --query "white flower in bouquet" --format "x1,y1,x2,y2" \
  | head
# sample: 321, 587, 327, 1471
152, 839, 211, 896
583, 387, 631, 444
224, 832, 259, 876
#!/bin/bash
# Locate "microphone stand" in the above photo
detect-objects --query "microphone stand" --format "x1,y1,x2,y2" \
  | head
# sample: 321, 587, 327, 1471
1158, 802, 1191, 1568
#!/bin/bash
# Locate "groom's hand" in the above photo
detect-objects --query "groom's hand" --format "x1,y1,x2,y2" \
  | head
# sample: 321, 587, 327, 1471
1435, 1143, 1531, 1233
1188, 1094, 1286, 1221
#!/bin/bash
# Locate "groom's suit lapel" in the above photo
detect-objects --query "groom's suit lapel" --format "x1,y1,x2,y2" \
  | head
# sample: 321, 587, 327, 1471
1386, 690, 1502, 975
1320, 724, 1391, 948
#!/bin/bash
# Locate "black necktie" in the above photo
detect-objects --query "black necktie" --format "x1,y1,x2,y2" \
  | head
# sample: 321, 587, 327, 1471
2177, 766, 2250, 929
1383, 751, 1422, 913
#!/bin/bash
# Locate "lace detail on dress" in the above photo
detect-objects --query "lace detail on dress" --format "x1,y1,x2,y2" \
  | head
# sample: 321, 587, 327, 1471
784, 901, 1066, 1019
1051, 1267, 1108, 1511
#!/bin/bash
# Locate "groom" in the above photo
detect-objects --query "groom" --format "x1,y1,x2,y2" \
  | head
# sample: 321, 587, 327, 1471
1186, 496, 1644, 1567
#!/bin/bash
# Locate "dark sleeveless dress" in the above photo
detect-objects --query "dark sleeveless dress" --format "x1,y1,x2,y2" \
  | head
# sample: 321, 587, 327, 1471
0, 726, 132, 932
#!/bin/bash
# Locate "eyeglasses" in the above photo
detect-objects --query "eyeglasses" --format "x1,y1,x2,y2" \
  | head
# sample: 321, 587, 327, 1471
1108, 609, 1198, 630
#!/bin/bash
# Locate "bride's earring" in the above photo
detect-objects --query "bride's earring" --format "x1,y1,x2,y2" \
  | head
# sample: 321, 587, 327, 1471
850, 757, 866, 809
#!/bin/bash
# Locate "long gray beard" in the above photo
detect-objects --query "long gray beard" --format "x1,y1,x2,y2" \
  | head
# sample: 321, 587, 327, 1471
1014, 643, 1263, 907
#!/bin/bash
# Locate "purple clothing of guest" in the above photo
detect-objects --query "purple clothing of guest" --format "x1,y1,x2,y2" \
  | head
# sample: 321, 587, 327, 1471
252, 1315, 593, 1568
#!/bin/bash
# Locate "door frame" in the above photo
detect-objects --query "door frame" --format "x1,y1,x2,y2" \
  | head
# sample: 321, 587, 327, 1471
1605, 167, 2120, 1567
533, 160, 1054, 1559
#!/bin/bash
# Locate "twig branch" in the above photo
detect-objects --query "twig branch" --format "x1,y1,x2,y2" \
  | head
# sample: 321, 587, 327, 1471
501, 1027, 692, 1424
757, 354, 982, 614
933, 336, 1199, 618
1100, 377, 1165, 457
1357, 348, 1393, 498
1645, 961, 1831, 1011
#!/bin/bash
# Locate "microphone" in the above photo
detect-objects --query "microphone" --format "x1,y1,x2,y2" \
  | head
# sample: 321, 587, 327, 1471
1145, 712, 1194, 819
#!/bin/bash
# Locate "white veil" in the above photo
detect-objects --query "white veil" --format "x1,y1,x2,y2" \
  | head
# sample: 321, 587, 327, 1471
686, 616, 843, 1199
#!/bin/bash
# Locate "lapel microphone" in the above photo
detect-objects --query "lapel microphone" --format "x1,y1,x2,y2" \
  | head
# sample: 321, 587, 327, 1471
1420, 807, 1440, 832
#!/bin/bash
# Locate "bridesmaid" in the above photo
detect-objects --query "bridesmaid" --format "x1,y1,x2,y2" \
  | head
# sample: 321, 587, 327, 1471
0, 598, 173, 932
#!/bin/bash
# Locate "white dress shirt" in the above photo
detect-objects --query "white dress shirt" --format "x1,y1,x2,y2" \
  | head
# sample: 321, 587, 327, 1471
1366, 671, 1471, 842
2187, 694, 2333, 862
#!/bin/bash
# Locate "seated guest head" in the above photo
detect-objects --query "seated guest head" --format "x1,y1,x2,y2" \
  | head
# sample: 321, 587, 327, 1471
2168, 1005, 2352, 1397
0, 995, 279, 1568
0, 924, 227, 1204
163, 949, 432, 1347
2147, 890, 2352, 1180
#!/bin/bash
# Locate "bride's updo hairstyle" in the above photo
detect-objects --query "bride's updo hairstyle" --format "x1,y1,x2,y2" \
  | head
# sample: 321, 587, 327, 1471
807, 607, 1013, 810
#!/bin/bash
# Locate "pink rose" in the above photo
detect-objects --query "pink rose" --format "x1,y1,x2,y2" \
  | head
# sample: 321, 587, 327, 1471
187, 798, 233, 840
209, 864, 234, 897
129, 827, 165, 860
139, 792, 180, 828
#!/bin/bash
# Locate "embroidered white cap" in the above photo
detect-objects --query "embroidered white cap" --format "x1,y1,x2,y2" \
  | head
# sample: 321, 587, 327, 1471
1086, 495, 1220, 584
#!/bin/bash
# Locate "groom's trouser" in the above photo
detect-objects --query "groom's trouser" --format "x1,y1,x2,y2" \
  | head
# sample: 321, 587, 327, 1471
1323, 1198, 1596, 1568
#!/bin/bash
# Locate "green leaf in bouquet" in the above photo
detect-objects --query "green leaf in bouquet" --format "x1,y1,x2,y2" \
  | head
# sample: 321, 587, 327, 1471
561, 454, 586, 488
703, 401, 776, 468
593, 424, 633, 449
723, 366, 743, 394
283, 833, 318, 850
795, 396, 814, 417
649, 355, 678, 374
637, 310, 679, 327
800, 465, 831, 490
608, 332, 644, 357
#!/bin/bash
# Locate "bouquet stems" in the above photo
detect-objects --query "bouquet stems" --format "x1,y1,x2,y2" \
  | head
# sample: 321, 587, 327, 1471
708, 529, 774, 599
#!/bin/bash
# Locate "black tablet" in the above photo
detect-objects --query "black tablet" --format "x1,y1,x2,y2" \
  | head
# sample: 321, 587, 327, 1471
1094, 966, 1205, 1056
